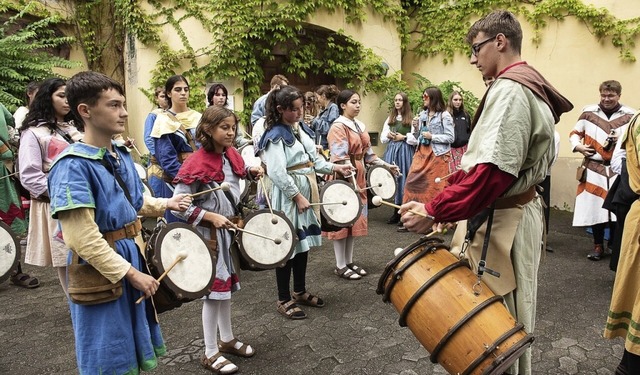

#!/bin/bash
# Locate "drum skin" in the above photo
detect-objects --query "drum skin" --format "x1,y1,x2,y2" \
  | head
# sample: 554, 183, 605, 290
319, 180, 362, 228
367, 165, 397, 201
377, 237, 534, 375
237, 209, 297, 270
146, 222, 216, 313
0, 221, 20, 284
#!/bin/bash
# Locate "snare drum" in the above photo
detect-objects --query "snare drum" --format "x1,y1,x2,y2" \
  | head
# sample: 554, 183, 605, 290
0, 221, 20, 284
145, 222, 216, 313
377, 237, 534, 375
236, 209, 297, 270
319, 180, 362, 228
366, 165, 397, 201
134, 163, 147, 181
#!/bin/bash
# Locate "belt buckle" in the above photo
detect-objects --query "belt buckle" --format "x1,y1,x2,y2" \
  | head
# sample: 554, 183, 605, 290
124, 220, 139, 238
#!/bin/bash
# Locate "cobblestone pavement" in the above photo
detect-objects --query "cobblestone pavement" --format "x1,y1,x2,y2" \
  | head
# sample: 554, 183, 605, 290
0, 208, 624, 374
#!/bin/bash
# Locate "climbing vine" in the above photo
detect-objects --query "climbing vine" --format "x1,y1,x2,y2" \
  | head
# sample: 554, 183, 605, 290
14, 0, 640, 120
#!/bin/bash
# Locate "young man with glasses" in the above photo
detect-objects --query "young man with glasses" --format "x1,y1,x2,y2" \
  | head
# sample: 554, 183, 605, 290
400, 10, 573, 375
570, 80, 635, 261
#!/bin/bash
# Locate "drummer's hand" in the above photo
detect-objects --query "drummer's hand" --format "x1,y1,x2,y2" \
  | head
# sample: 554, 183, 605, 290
125, 267, 159, 298
206, 212, 234, 229
167, 194, 192, 212
315, 145, 324, 154
333, 163, 354, 177
249, 166, 264, 178
124, 137, 136, 149
388, 164, 400, 176
399, 201, 434, 234
293, 193, 310, 213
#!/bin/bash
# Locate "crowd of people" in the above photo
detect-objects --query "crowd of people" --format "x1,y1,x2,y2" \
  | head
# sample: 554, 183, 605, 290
1, 9, 639, 375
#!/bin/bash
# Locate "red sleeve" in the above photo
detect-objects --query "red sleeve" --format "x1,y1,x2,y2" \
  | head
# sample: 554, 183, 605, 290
426, 163, 515, 223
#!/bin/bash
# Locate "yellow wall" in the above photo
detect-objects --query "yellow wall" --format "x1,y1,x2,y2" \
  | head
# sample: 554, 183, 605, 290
403, 6, 640, 211
123, 6, 402, 157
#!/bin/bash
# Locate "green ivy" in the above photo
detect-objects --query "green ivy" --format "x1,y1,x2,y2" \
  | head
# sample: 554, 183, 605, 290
0, 1, 77, 111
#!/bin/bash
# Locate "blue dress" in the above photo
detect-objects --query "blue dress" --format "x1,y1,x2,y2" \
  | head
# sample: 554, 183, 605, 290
49, 142, 165, 375
381, 118, 416, 205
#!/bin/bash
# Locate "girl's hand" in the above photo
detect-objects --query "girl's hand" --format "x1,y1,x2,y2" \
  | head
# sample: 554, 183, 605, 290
387, 131, 396, 140
293, 193, 310, 213
388, 164, 400, 176
206, 212, 234, 229
333, 164, 355, 177
421, 131, 432, 140
250, 166, 264, 178
167, 194, 192, 212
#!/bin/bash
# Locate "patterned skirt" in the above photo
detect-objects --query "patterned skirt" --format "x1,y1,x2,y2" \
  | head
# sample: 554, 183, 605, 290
402, 145, 450, 205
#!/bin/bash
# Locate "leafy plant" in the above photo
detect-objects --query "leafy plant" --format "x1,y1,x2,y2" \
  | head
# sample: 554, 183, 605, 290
0, 1, 76, 111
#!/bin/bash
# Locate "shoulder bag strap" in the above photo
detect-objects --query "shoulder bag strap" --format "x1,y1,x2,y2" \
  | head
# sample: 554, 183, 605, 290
100, 156, 133, 205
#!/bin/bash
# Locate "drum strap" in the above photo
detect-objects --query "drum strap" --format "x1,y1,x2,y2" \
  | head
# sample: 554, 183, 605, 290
476, 202, 499, 281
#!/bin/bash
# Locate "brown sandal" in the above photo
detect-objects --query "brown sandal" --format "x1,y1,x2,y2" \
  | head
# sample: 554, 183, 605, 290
218, 338, 255, 358
334, 266, 361, 280
200, 353, 238, 374
276, 300, 307, 320
347, 263, 367, 276
292, 291, 325, 308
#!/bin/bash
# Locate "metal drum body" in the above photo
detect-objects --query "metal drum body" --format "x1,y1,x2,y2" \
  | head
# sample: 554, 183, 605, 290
237, 209, 297, 270
146, 222, 216, 313
319, 180, 362, 228
366, 165, 397, 200
0, 221, 20, 284
377, 237, 534, 375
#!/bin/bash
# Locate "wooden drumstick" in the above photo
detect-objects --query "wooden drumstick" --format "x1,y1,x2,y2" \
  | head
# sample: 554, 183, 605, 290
232, 224, 282, 244
0, 172, 18, 180
361, 183, 383, 191
136, 251, 189, 304
189, 182, 231, 198
370, 196, 427, 217
126, 137, 143, 158
434, 170, 458, 183
258, 176, 278, 225
309, 201, 347, 206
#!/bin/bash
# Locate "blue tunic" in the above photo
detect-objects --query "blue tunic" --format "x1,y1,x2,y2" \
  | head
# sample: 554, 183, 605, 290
49, 142, 165, 375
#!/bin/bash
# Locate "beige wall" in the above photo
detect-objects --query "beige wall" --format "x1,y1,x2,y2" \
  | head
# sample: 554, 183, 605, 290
403, 6, 640, 211
124, 6, 402, 157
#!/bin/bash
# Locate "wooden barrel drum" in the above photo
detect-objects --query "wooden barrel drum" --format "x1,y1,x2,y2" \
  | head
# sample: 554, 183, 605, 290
376, 237, 534, 375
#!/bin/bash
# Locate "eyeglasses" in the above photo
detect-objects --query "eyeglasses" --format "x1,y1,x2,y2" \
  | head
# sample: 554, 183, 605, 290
471, 35, 496, 57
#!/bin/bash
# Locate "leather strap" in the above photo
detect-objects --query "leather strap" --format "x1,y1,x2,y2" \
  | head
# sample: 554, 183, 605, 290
494, 186, 537, 210
286, 161, 314, 172
103, 219, 142, 249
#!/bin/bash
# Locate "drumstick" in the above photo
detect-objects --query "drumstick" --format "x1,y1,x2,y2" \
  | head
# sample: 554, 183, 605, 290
393, 230, 445, 256
127, 137, 143, 158
189, 182, 231, 198
370, 196, 427, 217
136, 251, 189, 304
258, 176, 278, 224
361, 183, 383, 191
0, 172, 18, 180
232, 224, 282, 244
309, 201, 347, 206
434, 170, 458, 183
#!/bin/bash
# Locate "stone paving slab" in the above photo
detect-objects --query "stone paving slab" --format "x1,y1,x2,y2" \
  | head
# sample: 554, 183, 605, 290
0, 208, 624, 374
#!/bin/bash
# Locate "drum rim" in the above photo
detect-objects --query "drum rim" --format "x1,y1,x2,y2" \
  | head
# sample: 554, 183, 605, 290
134, 162, 147, 181
0, 221, 21, 284
366, 164, 397, 201
236, 209, 298, 269
142, 180, 154, 197
319, 179, 363, 228
150, 222, 216, 300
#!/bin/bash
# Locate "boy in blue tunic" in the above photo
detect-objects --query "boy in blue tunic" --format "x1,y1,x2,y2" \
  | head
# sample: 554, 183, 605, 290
48, 71, 192, 374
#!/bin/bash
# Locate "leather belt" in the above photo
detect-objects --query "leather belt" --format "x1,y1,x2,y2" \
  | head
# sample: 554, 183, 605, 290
494, 186, 537, 210
103, 219, 142, 249
287, 161, 314, 172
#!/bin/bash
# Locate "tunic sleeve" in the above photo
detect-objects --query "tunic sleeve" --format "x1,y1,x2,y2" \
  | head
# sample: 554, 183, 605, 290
58, 208, 131, 284
138, 196, 168, 217
18, 129, 48, 197
328, 123, 351, 163
155, 134, 182, 179
144, 112, 158, 155
171, 182, 206, 225
264, 141, 300, 199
